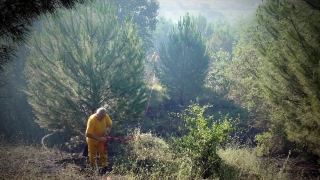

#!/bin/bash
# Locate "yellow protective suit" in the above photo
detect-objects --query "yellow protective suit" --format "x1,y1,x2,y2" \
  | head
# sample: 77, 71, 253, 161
85, 114, 112, 167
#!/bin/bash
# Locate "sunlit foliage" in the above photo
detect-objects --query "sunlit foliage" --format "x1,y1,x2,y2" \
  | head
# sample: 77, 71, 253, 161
24, 1, 147, 137
174, 104, 236, 178
254, 0, 320, 156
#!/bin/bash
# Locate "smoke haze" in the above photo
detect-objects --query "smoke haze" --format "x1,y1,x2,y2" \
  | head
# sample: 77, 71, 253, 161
158, 0, 262, 22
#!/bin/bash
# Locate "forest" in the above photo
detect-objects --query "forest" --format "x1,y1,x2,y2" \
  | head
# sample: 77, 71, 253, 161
0, 0, 319, 179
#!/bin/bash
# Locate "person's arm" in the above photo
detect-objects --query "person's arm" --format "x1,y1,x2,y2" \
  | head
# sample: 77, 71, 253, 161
105, 114, 112, 135
85, 133, 107, 142
106, 125, 112, 135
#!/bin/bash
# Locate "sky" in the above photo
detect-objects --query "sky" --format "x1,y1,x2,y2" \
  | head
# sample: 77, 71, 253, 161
157, 0, 263, 23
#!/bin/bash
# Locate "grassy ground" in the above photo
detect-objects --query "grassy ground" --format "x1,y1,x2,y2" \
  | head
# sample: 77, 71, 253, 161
0, 142, 115, 180
218, 146, 320, 180
1, 137, 319, 180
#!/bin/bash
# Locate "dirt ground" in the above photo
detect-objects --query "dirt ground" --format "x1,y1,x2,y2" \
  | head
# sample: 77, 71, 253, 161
0, 144, 120, 180
1, 144, 319, 180
272, 157, 320, 180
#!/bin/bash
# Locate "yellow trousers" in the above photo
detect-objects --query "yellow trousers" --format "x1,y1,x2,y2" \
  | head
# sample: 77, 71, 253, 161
86, 139, 108, 167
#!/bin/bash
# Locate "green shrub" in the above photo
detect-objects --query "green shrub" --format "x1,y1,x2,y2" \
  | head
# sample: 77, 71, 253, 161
255, 132, 273, 156
255, 123, 296, 157
173, 103, 236, 179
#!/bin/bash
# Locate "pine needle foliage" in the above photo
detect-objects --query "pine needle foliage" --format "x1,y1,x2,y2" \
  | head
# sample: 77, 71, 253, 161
157, 13, 210, 106
0, 0, 90, 71
255, 0, 320, 156
23, 1, 147, 137
109, 0, 160, 51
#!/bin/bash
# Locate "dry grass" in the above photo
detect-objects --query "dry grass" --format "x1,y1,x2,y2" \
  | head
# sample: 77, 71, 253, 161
218, 146, 289, 180
0, 134, 177, 180
1, 137, 319, 180
0, 141, 115, 180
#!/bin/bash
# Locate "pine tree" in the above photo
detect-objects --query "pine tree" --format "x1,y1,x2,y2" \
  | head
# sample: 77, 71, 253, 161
255, 0, 320, 156
151, 17, 174, 55
157, 13, 210, 106
23, 1, 147, 137
0, 46, 45, 141
206, 20, 235, 97
0, 0, 90, 71
110, 0, 159, 51
193, 14, 214, 39
227, 18, 263, 116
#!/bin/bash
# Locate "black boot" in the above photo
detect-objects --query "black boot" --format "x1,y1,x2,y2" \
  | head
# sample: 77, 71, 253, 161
99, 165, 112, 175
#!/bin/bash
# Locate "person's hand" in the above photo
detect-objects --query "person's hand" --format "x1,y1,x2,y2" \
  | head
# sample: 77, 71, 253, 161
99, 136, 107, 142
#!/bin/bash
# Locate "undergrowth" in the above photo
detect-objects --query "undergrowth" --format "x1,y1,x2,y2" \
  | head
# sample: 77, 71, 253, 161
2, 134, 313, 180
218, 145, 289, 179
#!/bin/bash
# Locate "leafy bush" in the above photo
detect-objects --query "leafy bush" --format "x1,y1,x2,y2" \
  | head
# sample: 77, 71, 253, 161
173, 103, 236, 179
255, 132, 273, 156
255, 124, 294, 157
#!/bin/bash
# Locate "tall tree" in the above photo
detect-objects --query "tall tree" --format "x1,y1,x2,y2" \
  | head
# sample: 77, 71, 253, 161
0, 46, 45, 142
111, 0, 159, 51
157, 13, 210, 106
207, 20, 234, 54
224, 18, 292, 154
193, 14, 214, 39
227, 17, 264, 118
23, 1, 147, 138
255, 0, 320, 156
0, 0, 90, 71
151, 16, 174, 55
206, 20, 235, 97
